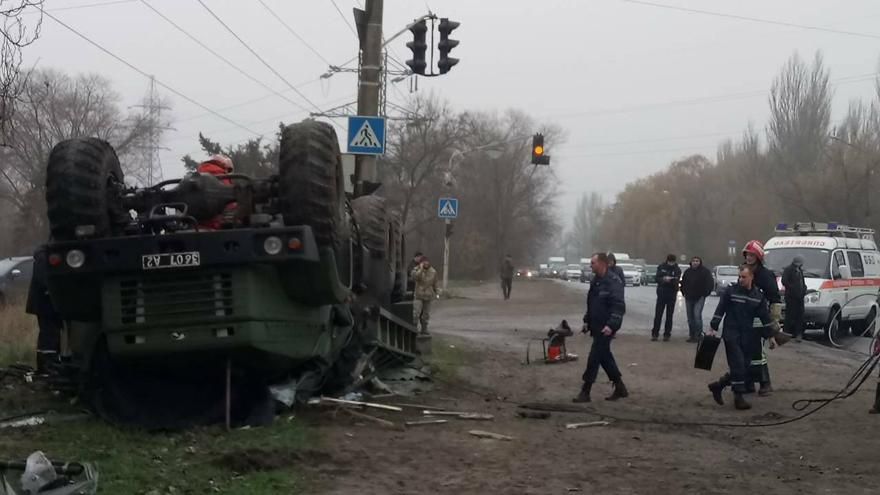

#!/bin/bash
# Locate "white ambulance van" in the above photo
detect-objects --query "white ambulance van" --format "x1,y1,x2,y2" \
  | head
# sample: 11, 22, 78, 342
763, 222, 880, 339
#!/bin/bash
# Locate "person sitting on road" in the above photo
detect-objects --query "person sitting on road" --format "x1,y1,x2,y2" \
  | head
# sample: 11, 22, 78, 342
196, 154, 236, 230
706, 264, 789, 410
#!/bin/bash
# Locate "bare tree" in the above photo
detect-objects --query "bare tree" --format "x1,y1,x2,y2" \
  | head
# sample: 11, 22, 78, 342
567, 192, 604, 258
0, 68, 159, 253
0, 1, 43, 139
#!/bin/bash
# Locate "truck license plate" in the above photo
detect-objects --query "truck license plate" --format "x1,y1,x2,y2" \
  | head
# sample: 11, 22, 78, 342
142, 252, 201, 270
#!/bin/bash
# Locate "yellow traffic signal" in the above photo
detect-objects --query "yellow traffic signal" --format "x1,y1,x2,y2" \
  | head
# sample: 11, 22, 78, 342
533, 145, 544, 156
531, 133, 550, 165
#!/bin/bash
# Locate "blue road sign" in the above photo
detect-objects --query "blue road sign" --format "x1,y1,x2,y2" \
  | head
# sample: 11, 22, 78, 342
347, 116, 386, 155
438, 197, 459, 219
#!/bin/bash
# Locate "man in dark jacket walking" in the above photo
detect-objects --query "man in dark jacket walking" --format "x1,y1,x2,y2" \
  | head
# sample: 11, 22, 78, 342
707, 265, 777, 410
652, 254, 681, 341
782, 256, 807, 340
573, 253, 628, 403
681, 256, 714, 343
500, 254, 515, 300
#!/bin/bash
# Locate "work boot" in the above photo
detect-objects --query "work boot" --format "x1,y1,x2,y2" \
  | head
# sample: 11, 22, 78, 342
663, 334, 671, 342
758, 382, 773, 397
869, 384, 880, 414
606, 380, 629, 401
573, 383, 592, 403
651, 334, 659, 342
708, 381, 724, 405
734, 393, 752, 410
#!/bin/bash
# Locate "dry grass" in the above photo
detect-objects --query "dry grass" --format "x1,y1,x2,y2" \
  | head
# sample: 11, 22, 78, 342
0, 305, 36, 366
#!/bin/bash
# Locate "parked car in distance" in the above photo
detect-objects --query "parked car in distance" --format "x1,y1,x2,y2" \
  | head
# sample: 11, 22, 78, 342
617, 263, 642, 286
0, 256, 34, 308
580, 265, 593, 283
712, 265, 739, 296
563, 264, 582, 281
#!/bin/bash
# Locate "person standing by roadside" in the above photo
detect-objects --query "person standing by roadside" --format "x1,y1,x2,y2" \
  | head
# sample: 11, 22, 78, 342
681, 256, 714, 343
742, 240, 783, 396
500, 254, 515, 300
652, 254, 682, 341
26, 245, 63, 373
608, 253, 625, 285
782, 256, 807, 341
406, 251, 424, 293
411, 256, 438, 334
573, 253, 628, 403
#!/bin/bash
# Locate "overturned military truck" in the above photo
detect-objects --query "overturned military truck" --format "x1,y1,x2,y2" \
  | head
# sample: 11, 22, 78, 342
42, 121, 419, 428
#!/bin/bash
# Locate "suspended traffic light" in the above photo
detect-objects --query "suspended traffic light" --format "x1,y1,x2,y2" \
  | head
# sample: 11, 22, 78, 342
531, 133, 550, 165
437, 18, 460, 74
406, 20, 428, 76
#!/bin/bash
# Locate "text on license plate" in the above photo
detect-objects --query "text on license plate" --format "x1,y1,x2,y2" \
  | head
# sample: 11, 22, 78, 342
142, 252, 201, 270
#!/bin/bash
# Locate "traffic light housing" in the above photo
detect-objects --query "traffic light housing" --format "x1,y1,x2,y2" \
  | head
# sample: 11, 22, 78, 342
406, 20, 428, 75
531, 133, 550, 165
437, 18, 460, 74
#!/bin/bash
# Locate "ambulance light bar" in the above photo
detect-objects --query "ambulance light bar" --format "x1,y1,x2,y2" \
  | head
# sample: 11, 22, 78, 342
774, 222, 875, 237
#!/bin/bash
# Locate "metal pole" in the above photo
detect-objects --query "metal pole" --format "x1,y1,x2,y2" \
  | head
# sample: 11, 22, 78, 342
443, 219, 450, 291
354, 0, 383, 197
225, 357, 232, 432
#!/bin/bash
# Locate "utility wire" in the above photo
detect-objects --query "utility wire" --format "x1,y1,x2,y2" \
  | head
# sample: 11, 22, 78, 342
40, 8, 261, 136
330, 0, 358, 38
194, 0, 332, 121
140, 0, 308, 113
174, 77, 322, 123
256, 0, 333, 66
46, 0, 137, 12
622, 0, 880, 41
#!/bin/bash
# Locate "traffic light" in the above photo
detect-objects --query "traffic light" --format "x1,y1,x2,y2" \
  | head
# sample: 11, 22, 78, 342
406, 20, 428, 75
531, 133, 550, 165
437, 18, 460, 74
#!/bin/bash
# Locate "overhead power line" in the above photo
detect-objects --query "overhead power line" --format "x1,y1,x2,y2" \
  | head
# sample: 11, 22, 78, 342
256, 0, 333, 66
40, 8, 261, 136
174, 77, 322, 123
622, 0, 880, 41
194, 0, 333, 122
329, 0, 358, 38
139, 0, 308, 113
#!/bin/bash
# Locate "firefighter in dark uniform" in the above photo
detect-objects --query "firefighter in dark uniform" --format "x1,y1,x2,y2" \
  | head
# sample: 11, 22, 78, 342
706, 265, 778, 410
652, 254, 682, 341
742, 240, 783, 395
25, 245, 63, 373
574, 253, 628, 403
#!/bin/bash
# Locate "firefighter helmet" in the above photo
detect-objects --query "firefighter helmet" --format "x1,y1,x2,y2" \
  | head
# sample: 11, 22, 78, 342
206, 154, 234, 172
742, 240, 765, 262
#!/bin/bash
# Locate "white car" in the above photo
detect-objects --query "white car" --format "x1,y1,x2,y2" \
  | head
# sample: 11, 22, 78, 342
617, 263, 642, 286
563, 264, 582, 281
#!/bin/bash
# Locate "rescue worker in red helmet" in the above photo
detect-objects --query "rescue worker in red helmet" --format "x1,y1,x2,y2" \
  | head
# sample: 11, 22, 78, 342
742, 239, 789, 396
196, 154, 236, 230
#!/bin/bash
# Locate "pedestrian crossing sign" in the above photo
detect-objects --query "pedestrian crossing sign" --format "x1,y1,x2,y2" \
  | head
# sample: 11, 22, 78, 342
347, 116, 386, 155
438, 197, 458, 219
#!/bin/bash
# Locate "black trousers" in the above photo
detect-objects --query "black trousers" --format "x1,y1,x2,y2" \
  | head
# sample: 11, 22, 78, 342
721, 335, 749, 393
501, 277, 512, 299
582, 333, 622, 384
652, 293, 676, 336
784, 296, 805, 338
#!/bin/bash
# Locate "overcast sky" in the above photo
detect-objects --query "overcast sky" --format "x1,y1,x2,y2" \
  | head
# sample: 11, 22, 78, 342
21, 0, 880, 226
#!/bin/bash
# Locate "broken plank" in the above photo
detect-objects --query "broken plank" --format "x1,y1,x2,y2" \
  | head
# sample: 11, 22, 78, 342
565, 421, 610, 430
320, 397, 403, 412
423, 410, 470, 416
406, 419, 449, 427
342, 408, 398, 429
457, 413, 494, 421
392, 403, 446, 411
469, 430, 514, 441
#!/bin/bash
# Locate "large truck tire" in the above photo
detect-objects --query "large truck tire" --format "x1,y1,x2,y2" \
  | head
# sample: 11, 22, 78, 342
45, 138, 126, 241
351, 195, 389, 255
278, 120, 345, 247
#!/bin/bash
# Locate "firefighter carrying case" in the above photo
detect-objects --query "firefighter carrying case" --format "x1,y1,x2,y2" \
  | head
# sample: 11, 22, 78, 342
694, 334, 721, 371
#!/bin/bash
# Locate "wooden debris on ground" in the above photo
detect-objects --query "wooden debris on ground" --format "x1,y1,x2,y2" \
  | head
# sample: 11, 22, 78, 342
342, 408, 400, 430
468, 430, 514, 441
405, 419, 449, 427
316, 397, 404, 412
565, 421, 610, 430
